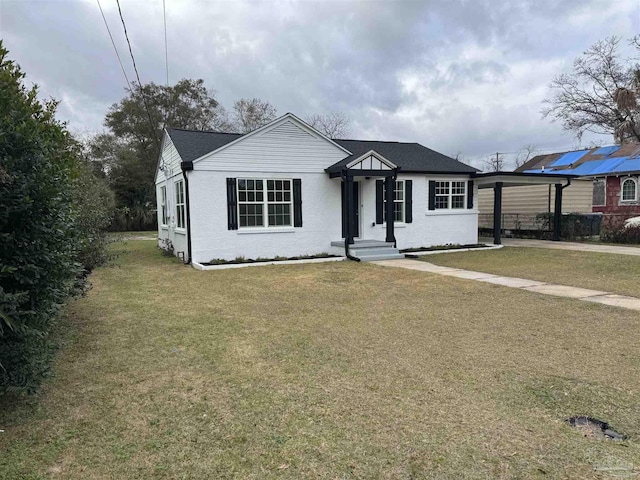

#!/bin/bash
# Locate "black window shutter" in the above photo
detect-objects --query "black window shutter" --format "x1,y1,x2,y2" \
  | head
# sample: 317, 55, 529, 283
467, 180, 474, 209
226, 178, 238, 230
375, 180, 384, 224
405, 180, 413, 223
293, 178, 302, 227
428, 180, 436, 210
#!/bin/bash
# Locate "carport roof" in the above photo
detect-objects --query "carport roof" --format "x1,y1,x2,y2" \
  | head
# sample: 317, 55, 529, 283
472, 171, 580, 189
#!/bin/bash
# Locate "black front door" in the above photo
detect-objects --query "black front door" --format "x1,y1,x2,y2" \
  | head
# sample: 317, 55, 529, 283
341, 181, 360, 238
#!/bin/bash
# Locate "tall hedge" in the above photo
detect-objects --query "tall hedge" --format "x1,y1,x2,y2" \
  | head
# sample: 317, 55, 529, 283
0, 42, 92, 393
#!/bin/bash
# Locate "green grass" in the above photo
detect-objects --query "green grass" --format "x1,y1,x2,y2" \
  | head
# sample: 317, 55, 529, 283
420, 247, 640, 297
109, 231, 157, 239
1, 242, 639, 479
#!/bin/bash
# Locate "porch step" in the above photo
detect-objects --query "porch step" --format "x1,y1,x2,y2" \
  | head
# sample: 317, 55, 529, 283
332, 239, 404, 261
330, 240, 395, 248
357, 253, 405, 262
349, 247, 400, 257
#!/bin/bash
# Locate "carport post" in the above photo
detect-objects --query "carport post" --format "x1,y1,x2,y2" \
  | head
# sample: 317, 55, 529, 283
553, 183, 563, 241
493, 182, 503, 245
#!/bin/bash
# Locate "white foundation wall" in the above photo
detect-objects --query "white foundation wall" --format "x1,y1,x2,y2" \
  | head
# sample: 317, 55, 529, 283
357, 174, 478, 248
188, 171, 343, 263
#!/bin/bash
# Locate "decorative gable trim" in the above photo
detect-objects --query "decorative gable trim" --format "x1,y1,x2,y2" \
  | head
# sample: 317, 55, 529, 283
345, 150, 397, 171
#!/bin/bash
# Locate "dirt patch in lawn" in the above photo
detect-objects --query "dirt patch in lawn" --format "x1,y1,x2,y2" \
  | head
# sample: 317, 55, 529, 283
1, 241, 639, 479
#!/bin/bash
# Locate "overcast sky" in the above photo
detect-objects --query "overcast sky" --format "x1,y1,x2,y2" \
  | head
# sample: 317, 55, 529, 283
1, 0, 639, 168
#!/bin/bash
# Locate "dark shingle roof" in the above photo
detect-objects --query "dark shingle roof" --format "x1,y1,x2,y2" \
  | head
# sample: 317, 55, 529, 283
327, 139, 478, 173
166, 128, 243, 162
165, 128, 478, 174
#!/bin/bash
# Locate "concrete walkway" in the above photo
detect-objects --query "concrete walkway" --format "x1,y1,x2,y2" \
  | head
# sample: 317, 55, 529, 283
373, 259, 640, 312
479, 237, 640, 256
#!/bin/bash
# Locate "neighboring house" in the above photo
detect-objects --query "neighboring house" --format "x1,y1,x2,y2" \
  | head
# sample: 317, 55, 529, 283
154, 113, 480, 263
477, 181, 593, 230
517, 144, 640, 218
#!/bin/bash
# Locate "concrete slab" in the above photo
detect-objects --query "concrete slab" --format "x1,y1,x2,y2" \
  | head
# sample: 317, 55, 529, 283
477, 276, 546, 288
373, 260, 462, 273
439, 270, 498, 280
582, 294, 640, 311
522, 284, 608, 299
479, 237, 640, 257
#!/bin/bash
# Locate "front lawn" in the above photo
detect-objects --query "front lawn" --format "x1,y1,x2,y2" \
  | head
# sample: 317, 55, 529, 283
421, 246, 640, 297
1, 242, 639, 479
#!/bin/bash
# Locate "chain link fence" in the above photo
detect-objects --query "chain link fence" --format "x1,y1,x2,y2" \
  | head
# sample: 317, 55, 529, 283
478, 212, 636, 241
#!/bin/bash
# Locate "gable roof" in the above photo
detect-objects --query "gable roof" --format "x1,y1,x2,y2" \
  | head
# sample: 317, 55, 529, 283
326, 139, 477, 174
517, 143, 640, 176
164, 117, 478, 175
166, 128, 243, 162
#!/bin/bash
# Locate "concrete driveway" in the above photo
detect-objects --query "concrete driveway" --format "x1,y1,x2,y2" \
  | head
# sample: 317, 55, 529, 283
479, 237, 640, 256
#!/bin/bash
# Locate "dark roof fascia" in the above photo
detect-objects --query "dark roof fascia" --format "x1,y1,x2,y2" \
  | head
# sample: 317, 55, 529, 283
401, 169, 477, 175
327, 168, 476, 178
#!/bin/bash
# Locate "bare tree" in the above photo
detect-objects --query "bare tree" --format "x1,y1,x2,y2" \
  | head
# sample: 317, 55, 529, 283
543, 35, 640, 144
305, 111, 350, 138
513, 144, 538, 169
231, 98, 277, 133
482, 152, 506, 172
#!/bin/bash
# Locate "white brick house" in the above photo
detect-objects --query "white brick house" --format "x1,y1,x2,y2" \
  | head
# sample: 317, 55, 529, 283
155, 113, 480, 264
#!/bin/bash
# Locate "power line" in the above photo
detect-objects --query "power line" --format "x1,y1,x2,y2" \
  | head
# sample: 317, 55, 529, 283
96, 0, 131, 87
115, 0, 162, 151
163, 0, 169, 88
462, 144, 600, 163
161, 0, 169, 132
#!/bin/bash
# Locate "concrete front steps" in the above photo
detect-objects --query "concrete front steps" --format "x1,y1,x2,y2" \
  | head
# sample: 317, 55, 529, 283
330, 239, 404, 261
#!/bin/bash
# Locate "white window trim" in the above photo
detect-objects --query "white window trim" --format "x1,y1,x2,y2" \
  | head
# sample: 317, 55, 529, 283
620, 177, 638, 203
175, 180, 185, 229
160, 185, 168, 226
434, 179, 467, 210
237, 178, 293, 229
383, 179, 406, 224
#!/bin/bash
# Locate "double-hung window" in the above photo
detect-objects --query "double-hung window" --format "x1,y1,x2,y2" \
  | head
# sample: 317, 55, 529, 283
175, 180, 185, 228
621, 178, 637, 202
383, 180, 405, 222
160, 186, 168, 225
435, 180, 466, 209
238, 179, 292, 228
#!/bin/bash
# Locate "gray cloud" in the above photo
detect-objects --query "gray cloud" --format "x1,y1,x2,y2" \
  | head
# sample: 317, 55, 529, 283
1, 0, 637, 164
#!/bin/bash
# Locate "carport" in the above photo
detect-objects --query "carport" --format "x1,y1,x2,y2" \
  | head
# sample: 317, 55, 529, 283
473, 172, 580, 245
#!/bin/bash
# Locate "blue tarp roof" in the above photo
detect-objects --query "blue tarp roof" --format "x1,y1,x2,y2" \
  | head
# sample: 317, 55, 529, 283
549, 160, 608, 175
587, 157, 627, 175
592, 145, 620, 156
549, 150, 590, 167
611, 158, 640, 174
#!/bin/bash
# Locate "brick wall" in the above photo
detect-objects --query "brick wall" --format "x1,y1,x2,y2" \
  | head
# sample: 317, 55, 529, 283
592, 176, 640, 216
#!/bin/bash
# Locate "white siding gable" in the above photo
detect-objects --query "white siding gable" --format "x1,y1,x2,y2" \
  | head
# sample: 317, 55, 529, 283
155, 133, 183, 184
194, 118, 349, 173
